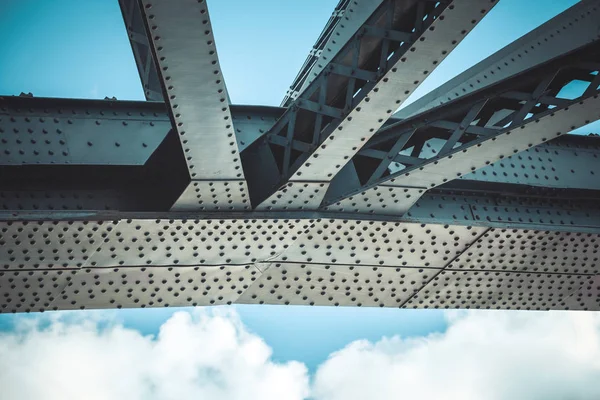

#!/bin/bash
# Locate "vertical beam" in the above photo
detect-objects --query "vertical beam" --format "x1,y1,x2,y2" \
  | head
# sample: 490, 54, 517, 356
138, 0, 250, 211
243, 0, 497, 211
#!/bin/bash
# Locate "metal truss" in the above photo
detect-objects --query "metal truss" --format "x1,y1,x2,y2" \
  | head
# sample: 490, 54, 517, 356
242, 0, 496, 209
397, 0, 600, 118
325, 40, 600, 209
281, 0, 384, 107
3, 0, 600, 314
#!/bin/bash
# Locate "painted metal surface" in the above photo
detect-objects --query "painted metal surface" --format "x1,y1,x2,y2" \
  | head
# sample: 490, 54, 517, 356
396, 0, 600, 118
326, 40, 600, 210
3, 0, 600, 313
242, 0, 497, 209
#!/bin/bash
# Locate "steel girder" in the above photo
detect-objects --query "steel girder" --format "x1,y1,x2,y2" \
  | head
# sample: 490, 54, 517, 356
2, 195, 600, 312
0, 96, 170, 166
242, 0, 496, 210
396, 0, 600, 118
3, 94, 599, 212
119, 0, 164, 101
5, 0, 600, 313
0, 98, 283, 212
325, 40, 600, 212
132, 0, 250, 211
281, 0, 384, 107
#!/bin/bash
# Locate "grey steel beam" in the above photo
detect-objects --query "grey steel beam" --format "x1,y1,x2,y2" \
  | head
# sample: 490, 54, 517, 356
243, 0, 497, 211
325, 41, 600, 214
396, 0, 600, 119
0, 97, 280, 212
119, 0, 164, 101
0, 96, 170, 165
0, 96, 286, 166
282, 0, 383, 106
2, 203, 600, 312
0, 129, 190, 212
4, 170, 600, 312
136, 0, 250, 211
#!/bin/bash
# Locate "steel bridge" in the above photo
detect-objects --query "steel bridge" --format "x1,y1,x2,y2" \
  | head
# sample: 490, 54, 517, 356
2, 0, 600, 313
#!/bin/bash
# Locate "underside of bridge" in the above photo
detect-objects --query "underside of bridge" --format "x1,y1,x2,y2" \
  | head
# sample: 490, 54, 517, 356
2, 0, 600, 313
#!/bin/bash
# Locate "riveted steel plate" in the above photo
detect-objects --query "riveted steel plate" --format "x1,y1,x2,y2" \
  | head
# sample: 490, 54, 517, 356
171, 180, 251, 211
86, 218, 312, 268
406, 269, 588, 310
403, 193, 478, 222
385, 95, 600, 190
563, 275, 600, 310
448, 228, 600, 274
471, 202, 600, 228
0, 221, 116, 270
0, 269, 75, 313
273, 219, 487, 268
397, 0, 600, 117
0, 107, 170, 165
258, 182, 329, 211
53, 265, 260, 310
463, 143, 600, 190
231, 106, 282, 152
0, 190, 126, 211
324, 186, 425, 215
237, 262, 437, 307
139, 0, 247, 182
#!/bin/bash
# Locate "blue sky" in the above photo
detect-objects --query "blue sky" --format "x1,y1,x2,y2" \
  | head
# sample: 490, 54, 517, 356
2, 1, 600, 399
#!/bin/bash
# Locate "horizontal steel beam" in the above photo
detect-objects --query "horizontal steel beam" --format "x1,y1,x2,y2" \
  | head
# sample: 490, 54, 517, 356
0, 97, 282, 162
2, 204, 600, 312
3, 96, 599, 214
0, 96, 170, 165
0, 128, 190, 212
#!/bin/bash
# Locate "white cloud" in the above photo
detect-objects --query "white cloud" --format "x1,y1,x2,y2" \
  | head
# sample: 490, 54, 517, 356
0, 309, 309, 400
313, 311, 600, 400
1, 309, 600, 400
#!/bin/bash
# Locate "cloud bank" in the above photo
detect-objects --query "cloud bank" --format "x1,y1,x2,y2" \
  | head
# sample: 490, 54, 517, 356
1, 309, 600, 400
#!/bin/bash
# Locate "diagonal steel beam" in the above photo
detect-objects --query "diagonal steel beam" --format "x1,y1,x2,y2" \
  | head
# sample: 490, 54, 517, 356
282, 0, 384, 106
325, 41, 600, 214
136, 0, 250, 211
243, 0, 497, 211
119, 0, 164, 101
396, 0, 600, 119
